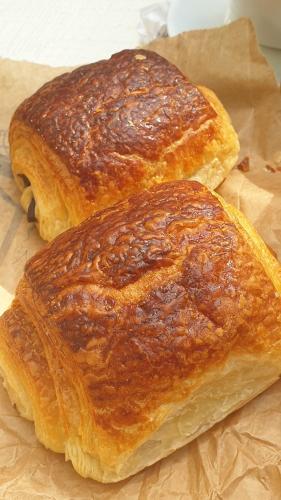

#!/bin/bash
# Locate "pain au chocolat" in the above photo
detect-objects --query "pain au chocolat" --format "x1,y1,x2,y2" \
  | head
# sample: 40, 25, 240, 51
0, 180, 280, 483
9, 49, 239, 241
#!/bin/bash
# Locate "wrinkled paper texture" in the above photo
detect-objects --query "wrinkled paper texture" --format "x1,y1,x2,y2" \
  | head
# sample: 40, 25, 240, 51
0, 18, 281, 499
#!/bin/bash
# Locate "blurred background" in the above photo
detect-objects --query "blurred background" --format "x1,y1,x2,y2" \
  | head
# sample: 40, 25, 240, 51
0, 0, 280, 80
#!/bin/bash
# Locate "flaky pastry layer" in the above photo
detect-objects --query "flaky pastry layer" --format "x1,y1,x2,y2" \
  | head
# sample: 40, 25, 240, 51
0, 180, 280, 482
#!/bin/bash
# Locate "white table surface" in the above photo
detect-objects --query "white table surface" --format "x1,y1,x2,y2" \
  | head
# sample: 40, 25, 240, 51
0, 0, 153, 66
0, 0, 280, 79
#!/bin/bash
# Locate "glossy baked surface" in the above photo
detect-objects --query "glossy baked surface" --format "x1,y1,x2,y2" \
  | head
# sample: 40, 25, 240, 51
14, 50, 216, 197
9, 50, 239, 240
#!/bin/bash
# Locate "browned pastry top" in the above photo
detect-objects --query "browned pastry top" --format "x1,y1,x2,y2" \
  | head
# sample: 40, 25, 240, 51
14, 50, 216, 200
23, 181, 281, 433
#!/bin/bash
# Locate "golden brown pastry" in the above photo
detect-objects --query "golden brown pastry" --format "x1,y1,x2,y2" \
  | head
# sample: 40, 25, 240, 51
0, 180, 280, 483
9, 49, 239, 241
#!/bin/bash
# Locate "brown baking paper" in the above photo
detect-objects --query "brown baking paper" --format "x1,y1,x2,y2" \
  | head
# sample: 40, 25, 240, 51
1, 18, 281, 499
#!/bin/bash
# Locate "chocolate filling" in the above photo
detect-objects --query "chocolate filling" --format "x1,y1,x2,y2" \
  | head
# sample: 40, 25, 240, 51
27, 197, 37, 223
18, 174, 31, 188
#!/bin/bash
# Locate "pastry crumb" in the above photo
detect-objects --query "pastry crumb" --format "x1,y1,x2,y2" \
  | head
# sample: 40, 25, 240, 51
237, 156, 250, 172
265, 164, 276, 173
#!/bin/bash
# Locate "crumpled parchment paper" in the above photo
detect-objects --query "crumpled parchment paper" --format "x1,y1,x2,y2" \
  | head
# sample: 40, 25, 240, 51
0, 18, 281, 500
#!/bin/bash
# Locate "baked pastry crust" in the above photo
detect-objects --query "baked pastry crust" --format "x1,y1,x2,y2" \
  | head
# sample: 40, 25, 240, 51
9, 49, 239, 240
0, 180, 280, 483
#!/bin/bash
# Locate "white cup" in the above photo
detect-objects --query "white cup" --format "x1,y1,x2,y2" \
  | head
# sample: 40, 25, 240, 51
226, 0, 281, 49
